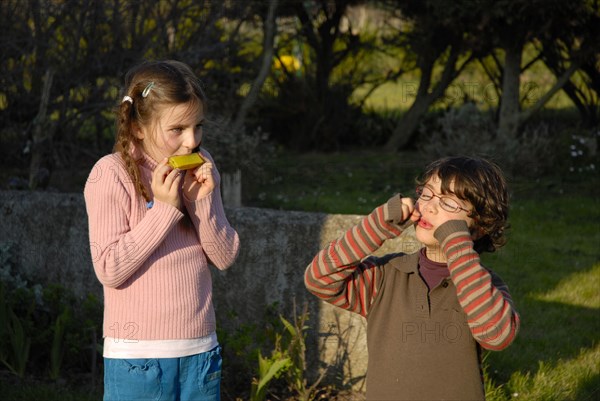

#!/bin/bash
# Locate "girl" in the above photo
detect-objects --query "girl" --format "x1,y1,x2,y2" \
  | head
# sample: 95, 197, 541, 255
84, 60, 240, 401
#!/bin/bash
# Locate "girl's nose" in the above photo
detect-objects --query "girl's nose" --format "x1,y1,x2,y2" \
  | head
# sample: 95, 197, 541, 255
184, 131, 200, 150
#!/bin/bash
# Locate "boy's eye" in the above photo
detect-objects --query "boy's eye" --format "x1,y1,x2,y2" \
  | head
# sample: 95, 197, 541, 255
439, 198, 460, 211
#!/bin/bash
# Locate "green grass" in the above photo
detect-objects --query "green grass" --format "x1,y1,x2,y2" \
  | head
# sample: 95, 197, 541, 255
246, 150, 600, 401
480, 195, 600, 401
2, 150, 598, 400
244, 149, 427, 214
0, 376, 102, 401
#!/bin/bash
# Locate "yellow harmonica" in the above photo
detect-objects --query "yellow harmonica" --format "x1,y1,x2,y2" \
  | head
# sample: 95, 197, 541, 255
168, 153, 205, 170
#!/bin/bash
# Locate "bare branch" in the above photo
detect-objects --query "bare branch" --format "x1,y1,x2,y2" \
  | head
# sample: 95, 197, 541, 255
231, 0, 279, 134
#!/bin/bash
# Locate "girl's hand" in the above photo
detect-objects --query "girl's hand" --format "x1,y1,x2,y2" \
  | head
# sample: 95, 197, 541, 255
182, 157, 217, 200
151, 158, 182, 209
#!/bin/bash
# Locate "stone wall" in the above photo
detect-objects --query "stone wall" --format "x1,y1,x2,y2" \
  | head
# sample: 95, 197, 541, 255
0, 190, 421, 391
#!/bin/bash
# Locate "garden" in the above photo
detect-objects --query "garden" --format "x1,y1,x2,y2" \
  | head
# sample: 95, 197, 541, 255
1, 1, 598, 400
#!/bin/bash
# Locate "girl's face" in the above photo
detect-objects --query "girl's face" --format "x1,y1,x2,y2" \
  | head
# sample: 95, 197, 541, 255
414, 175, 476, 262
137, 101, 204, 162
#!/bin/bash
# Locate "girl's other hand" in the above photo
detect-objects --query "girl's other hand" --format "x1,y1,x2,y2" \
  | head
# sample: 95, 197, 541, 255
183, 158, 216, 200
151, 158, 182, 209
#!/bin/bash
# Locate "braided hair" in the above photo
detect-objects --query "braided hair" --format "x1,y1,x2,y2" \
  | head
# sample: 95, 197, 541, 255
113, 60, 206, 202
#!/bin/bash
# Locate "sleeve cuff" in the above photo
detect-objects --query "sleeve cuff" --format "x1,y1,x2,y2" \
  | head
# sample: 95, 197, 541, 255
434, 220, 470, 243
384, 193, 404, 225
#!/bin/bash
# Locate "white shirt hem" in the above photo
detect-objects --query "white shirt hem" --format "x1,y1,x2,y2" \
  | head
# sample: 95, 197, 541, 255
103, 332, 218, 359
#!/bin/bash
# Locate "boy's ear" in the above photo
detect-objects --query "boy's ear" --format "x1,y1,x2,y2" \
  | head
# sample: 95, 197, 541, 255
470, 225, 486, 241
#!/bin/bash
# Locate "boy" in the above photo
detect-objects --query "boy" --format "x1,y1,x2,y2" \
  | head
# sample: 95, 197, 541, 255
304, 156, 519, 400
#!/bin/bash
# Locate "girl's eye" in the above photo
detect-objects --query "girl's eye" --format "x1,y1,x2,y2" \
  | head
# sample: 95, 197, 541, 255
171, 127, 183, 134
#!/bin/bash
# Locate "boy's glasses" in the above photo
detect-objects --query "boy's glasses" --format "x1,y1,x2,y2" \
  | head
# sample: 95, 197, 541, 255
415, 186, 471, 214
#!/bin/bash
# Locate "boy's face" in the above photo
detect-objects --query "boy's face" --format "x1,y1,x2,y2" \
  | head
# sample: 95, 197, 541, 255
414, 174, 476, 262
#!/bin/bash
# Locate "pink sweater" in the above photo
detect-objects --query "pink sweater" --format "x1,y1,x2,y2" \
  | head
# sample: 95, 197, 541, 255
84, 149, 240, 340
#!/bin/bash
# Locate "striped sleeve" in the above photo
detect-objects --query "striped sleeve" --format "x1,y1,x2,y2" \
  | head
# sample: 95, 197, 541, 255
436, 220, 520, 350
304, 202, 405, 317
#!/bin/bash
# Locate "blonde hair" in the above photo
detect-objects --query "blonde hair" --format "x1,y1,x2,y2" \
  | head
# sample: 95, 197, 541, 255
113, 60, 206, 201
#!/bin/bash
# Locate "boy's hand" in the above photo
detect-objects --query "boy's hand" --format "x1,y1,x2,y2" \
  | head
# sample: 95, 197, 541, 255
151, 158, 182, 209
401, 197, 421, 225
182, 158, 216, 200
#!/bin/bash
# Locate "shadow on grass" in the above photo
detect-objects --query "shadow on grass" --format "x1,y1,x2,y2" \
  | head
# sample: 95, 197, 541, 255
574, 372, 600, 401
486, 295, 599, 395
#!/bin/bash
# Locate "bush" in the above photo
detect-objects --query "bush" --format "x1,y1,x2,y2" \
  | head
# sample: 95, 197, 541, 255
0, 242, 103, 383
203, 115, 274, 178
418, 104, 563, 177
254, 77, 365, 152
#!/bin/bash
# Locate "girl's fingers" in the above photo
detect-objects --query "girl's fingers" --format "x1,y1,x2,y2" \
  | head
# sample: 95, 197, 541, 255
193, 162, 213, 181
150, 159, 181, 209
153, 159, 172, 181
182, 161, 217, 200
163, 166, 181, 187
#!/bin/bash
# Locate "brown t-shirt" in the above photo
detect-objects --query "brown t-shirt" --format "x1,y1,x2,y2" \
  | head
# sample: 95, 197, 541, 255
366, 252, 485, 400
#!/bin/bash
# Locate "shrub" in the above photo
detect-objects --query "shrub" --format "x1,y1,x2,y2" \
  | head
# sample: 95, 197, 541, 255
203, 115, 274, 177
255, 77, 364, 151
418, 104, 562, 177
0, 242, 103, 382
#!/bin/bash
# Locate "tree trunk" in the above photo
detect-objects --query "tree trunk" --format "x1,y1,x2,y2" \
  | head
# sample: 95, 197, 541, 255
519, 61, 580, 126
497, 45, 523, 140
29, 69, 54, 190
385, 95, 433, 151
231, 0, 278, 135
221, 169, 242, 208
385, 46, 464, 151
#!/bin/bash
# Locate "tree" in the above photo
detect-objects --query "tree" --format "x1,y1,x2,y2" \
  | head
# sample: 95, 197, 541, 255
232, 0, 279, 135
262, 0, 386, 150
476, 0, 597, 140
0, 0, 272, 188
537, 0, 600, 128
381, 0, 478, 150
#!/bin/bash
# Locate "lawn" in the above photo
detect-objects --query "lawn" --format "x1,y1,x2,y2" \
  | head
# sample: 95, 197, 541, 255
1, 149, 598, 400
244, 150, 600, 400
481, 195, 600, 400
244, 149, 428, 215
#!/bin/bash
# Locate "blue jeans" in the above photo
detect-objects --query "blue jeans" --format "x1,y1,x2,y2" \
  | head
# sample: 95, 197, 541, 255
103, 346, 222, 401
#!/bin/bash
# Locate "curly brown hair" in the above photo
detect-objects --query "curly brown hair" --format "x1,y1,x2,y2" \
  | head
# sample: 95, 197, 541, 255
113, 60, 206, 202
416, 156, 510, 253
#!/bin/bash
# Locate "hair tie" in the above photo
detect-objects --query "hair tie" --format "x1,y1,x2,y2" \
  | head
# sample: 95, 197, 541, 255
142, 82, 155, 98
122, 95, 133, 104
